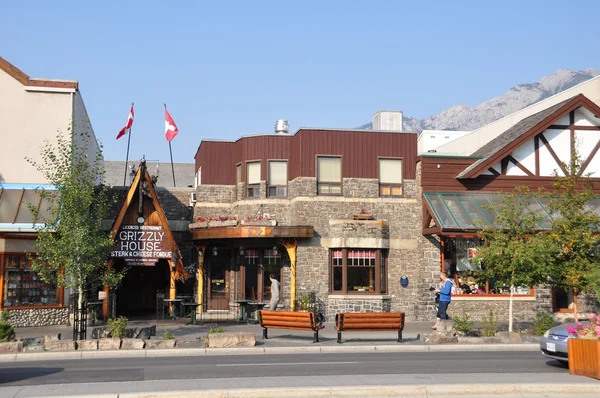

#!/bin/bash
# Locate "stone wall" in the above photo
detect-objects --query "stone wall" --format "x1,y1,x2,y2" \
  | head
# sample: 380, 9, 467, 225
6, 308, 68, 327
327, 296, 392, 320
196, 184, 236, 203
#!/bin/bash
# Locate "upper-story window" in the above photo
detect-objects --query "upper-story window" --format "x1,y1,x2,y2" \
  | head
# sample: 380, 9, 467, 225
317, 156, 342, 195
247, 162, 261, 198
379, 158, 403, 197
268, 161, 287, 197
236, 164, 242, 185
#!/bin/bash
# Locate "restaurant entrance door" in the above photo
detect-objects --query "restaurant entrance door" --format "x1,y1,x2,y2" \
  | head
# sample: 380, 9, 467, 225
116, 259, 170, 318
207, 261, 229, 311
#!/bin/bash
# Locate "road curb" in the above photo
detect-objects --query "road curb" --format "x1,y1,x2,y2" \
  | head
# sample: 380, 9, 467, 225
26, 383, 600, 398
0, 343, 540, 362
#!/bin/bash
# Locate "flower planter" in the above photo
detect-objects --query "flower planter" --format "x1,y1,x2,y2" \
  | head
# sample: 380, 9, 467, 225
568, 339, 600, 379
241, 220, 277, 226
190, 220, 238, 228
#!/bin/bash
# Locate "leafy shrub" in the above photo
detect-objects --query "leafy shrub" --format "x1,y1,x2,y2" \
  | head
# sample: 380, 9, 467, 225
163, 330, 175, 340
533, 311, 555, 336
0, 309, 10, 322
107, 316, 128, 339
0, 322, 16, 342
482, 310, 498, 337
452, 312, 474, 335
209, 327, 225, 334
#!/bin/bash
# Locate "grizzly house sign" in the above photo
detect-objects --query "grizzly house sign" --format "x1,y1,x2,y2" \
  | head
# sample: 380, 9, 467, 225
111, 225, 172, 266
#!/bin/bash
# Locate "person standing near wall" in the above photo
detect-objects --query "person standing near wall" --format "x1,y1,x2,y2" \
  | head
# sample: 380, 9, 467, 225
435, 271, 452, 323
269, 273, 280, 311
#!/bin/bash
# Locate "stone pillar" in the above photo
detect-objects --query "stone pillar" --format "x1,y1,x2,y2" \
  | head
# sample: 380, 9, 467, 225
280, 239, 297, 311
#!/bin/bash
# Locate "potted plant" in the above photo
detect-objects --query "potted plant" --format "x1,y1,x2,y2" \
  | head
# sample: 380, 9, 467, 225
567, 313, 600, 379
240, 215, 277, 226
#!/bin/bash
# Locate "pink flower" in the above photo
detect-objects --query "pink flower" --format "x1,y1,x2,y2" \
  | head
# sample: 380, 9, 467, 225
587, 313, 597, 321
595, 326, 600, 334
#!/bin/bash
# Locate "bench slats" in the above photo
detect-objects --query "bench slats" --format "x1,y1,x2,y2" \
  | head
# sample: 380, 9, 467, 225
336, 312, 405, 344
261, 321, 315, 330
258, 310, 322, 343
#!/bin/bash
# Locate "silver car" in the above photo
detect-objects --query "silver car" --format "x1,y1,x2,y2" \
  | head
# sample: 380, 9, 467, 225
539, 323, 574, 363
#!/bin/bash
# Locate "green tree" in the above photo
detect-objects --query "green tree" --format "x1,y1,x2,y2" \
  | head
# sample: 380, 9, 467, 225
27, 125, 125, 333
475, 188, 556, 332
544, 154, 600, 322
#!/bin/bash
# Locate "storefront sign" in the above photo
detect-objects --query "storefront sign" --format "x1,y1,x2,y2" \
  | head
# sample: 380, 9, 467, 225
111, 225, 172, 266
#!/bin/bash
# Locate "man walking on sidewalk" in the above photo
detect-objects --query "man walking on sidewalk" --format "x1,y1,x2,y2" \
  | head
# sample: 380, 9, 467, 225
269, 273, 280, 311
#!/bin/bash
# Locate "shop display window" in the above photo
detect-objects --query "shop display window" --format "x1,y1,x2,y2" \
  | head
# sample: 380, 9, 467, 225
3, 254, 58, 307
442, 237, 533, 296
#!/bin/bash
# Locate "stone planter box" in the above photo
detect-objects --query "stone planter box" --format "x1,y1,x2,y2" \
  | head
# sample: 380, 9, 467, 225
190, 220, 238, 228
145, 340, 176, 349
241, 220, 277, 227
568, 339, 600, 379
98, 338, 122, 350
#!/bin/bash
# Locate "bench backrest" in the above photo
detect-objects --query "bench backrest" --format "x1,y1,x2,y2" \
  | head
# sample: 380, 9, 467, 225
258, 310, 317, 331
336, 312, 405, 330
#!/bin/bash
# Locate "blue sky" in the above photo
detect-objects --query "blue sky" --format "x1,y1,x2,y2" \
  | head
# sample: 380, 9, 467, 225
2, 0, 600, 163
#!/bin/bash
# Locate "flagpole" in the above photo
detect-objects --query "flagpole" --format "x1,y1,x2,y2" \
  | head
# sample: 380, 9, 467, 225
123, 102, 134, 186
165, 104, 176, 187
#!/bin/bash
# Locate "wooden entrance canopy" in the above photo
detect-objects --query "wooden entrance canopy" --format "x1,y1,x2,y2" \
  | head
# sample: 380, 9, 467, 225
190, 224, 314, 312
190, 225, 314, 240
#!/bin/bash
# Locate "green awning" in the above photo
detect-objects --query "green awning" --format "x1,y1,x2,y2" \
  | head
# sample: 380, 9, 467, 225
423, 192, 600, 231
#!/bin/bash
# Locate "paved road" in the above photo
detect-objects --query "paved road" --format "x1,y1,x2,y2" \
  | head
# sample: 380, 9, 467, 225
0, 351, 573, 385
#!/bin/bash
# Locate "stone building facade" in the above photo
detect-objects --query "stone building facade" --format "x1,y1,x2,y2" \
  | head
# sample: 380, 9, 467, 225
190, 128, 443, 322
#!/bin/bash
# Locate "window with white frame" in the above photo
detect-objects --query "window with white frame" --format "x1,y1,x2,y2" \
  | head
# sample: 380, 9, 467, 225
317, 156, 342, 195
379, 158, 403, 197
268, 161, 287, 197
246, 162, 261, 198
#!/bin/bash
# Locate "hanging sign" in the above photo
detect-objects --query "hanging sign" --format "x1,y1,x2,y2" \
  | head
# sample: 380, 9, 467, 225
110, 225, 172, 266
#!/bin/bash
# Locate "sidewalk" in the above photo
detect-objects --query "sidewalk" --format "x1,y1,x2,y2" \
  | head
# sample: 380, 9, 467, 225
0, 319, 544, 363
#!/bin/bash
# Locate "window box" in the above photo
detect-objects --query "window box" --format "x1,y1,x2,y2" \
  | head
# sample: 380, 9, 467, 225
190, 220, 238, 228
241, 219, 277, 226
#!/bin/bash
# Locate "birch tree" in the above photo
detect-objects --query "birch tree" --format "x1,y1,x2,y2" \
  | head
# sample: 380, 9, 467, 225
27, 126, 124, 329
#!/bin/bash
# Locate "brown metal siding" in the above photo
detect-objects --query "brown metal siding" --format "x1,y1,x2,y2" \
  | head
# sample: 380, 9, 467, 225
195, 141, 236, 184
196, 130, 417, 184
420, 157, 600, 193
291, 129, 417, 180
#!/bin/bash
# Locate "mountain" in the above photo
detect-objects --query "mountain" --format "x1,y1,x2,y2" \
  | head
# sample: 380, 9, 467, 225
359, 68, 600, 133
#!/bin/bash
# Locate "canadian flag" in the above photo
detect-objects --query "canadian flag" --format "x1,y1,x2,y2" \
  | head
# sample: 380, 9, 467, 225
165, 109, 179, 142
116, 105, 134, 140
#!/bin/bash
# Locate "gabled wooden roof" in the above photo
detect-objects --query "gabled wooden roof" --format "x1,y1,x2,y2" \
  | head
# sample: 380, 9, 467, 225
458, 94, 600, 179
110, 161, 189, 279
0, 56, 78, 90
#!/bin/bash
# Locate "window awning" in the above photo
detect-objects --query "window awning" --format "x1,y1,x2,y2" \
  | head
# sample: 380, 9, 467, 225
0, 185, 58, 230
423, 192, 600, 233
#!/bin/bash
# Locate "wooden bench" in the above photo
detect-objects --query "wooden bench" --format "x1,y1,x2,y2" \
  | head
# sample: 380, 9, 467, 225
258, 310, 325, 343
335, 312, 405, 344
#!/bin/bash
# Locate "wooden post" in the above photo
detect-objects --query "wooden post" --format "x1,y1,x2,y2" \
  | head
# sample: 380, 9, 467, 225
280, 239, 297, 311
195, 243, 207, 313
169, 261, 177, 315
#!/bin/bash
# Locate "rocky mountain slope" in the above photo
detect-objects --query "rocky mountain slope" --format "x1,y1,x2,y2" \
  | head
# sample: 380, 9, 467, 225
360, 68, 600, 133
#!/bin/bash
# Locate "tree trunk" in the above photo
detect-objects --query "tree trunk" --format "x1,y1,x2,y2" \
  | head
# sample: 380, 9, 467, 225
509, 284, 514, 332
573, 288, 579, 322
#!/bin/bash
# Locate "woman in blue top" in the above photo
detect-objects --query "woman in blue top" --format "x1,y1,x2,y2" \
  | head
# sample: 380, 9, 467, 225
435, 271, 452, 320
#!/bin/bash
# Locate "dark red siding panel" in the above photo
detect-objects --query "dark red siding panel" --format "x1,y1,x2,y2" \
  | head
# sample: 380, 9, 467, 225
296, 129, 416, 179
195, 141, 236, 184
196, 129, 417, 184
